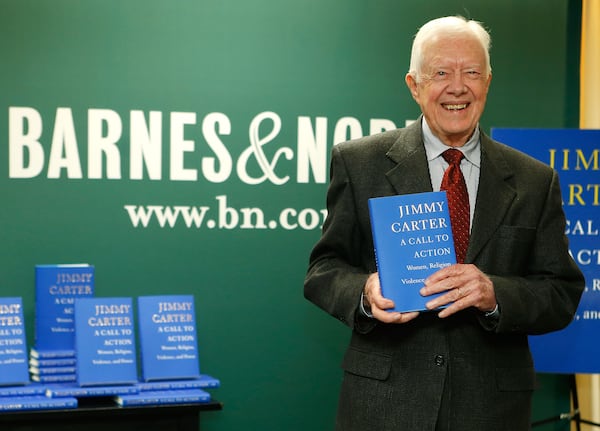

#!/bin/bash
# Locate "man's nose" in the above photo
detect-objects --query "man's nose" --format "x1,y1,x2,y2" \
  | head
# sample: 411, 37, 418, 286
447, 72, 467, 94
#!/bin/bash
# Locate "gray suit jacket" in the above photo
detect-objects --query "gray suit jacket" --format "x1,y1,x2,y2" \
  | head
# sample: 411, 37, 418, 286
304, 120, 584, 431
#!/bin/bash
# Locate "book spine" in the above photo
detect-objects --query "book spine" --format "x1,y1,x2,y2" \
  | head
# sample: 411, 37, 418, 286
30, 349, 76, 359
30, 366, 77, 375
0, 387, 47, 398
31, 374, 76, 383
0, 397, 78, 411
198, 375, 221, 388
137, 380, 205, 391
30, 357, 76, 367
47, 385, 139, 398
115, 390, 211, 406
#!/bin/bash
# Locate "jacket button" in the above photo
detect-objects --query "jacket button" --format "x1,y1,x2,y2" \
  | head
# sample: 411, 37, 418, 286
434, 355, 445, 366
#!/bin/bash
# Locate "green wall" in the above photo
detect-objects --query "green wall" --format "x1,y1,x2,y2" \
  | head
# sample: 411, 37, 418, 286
0, 1, 579, 429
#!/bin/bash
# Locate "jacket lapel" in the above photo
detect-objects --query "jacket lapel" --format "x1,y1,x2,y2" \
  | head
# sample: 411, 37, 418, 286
384, 120, 433, 195
382, 123, 517, 263
467, 133, 517, 262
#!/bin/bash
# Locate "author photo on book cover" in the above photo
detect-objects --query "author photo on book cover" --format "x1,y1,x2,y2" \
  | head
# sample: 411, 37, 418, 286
304, 15, 584, 431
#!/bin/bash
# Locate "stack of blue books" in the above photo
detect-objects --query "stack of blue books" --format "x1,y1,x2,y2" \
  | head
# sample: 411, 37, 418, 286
45, 297, 141, 399
0, 297, 78, 411
29, 264, 94, 384
118, 374, 221, 406
4, 265, 222, 409
113, 295, 219, 406
29, 349, 77, 384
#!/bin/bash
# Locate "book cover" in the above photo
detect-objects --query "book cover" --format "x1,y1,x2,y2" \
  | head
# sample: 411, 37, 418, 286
0, 297, 30, 386
114, 389, 211, 407
34, 264, 94, 351
45, 383, 139, 398
137, 295, 201, 381
74, 297, 137, 387
136, 374, 220, 392
0, 395, 77, 411
368, 191, 457, 312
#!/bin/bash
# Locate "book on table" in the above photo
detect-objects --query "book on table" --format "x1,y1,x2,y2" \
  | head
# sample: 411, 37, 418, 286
29, 356, 76, 368
0, 297, 31, 386
74, 297, 137, 387
0, 395, 78, 411
114, 389, 211, 407
45, 383, 139, 398
137, 295, 201, 382
33, 264, 95, 352
0, 384, 47, 397
136, 374, 221, 391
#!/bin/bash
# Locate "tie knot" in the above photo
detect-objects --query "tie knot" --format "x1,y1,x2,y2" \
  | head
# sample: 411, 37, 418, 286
442, 148, 464, 166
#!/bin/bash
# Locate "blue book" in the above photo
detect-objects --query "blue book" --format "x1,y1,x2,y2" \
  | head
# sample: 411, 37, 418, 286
136, 374, 220, 391
45, 383, 139, 398
30, 356, 76, 367
196, 374, 220, 388
114, 389, 211, 407
0, 297, 30, 386
30, 348, 76, 360
29, 365, 77, 375
0, 384, 47, 398
0, 395, 77, 411
368, 191, 456, 312
74, 297, 137, 387
137, 295, 201, 381
31, 374, 76, 383
34, 264, 94, 351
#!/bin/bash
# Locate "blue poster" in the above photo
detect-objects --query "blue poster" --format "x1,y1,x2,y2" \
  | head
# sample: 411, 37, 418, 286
491, 128, 600, 374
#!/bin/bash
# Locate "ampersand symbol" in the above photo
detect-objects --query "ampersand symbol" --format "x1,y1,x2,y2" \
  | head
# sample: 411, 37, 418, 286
237, 111, 293, 185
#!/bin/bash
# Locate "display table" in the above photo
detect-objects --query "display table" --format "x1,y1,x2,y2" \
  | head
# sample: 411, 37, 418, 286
0, 397, 223, 431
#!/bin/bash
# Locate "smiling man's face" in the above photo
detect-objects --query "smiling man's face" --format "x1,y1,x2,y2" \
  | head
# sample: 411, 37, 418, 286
406, 34, 492, 147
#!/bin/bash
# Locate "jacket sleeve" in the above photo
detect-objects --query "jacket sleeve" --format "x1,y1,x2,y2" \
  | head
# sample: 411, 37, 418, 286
490, 170, 584, 335
304, 145, 375, 332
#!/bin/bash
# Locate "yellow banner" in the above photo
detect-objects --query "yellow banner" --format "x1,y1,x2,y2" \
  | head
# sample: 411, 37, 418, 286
580, 0, 600, 128
578, 2, 600, 428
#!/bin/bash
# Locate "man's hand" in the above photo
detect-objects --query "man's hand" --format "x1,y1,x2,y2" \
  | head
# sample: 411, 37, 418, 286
420, 264, 497, 318
363, 273, 420, 324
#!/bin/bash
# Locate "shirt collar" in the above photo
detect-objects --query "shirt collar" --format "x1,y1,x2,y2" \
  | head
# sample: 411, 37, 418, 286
422, 117, 481, 167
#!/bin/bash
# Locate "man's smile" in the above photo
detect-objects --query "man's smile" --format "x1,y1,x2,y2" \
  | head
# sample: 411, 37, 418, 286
442, 103, 469, 111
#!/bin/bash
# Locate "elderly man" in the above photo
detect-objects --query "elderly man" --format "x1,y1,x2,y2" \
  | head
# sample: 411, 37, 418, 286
304, 15, 584, 431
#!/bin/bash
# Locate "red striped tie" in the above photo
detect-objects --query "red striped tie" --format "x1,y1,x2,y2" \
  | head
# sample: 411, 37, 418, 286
441, 149, 470, 263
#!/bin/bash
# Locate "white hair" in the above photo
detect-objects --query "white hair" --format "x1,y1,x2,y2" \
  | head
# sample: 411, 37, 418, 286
408, 16, 492, 82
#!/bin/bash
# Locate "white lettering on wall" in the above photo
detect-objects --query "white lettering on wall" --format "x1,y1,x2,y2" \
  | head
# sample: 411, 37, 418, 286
202, 112, 232, 183
88, 109, 123, 179
170, 112, 197, 181
9, 107, 44, 178
48, 107, 82, 179
7, 106, 398, 185
130, 110, 162, 180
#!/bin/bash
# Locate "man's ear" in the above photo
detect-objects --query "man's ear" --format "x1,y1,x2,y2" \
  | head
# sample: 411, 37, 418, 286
485, 72, 493, 93
405, 73, 419, 100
